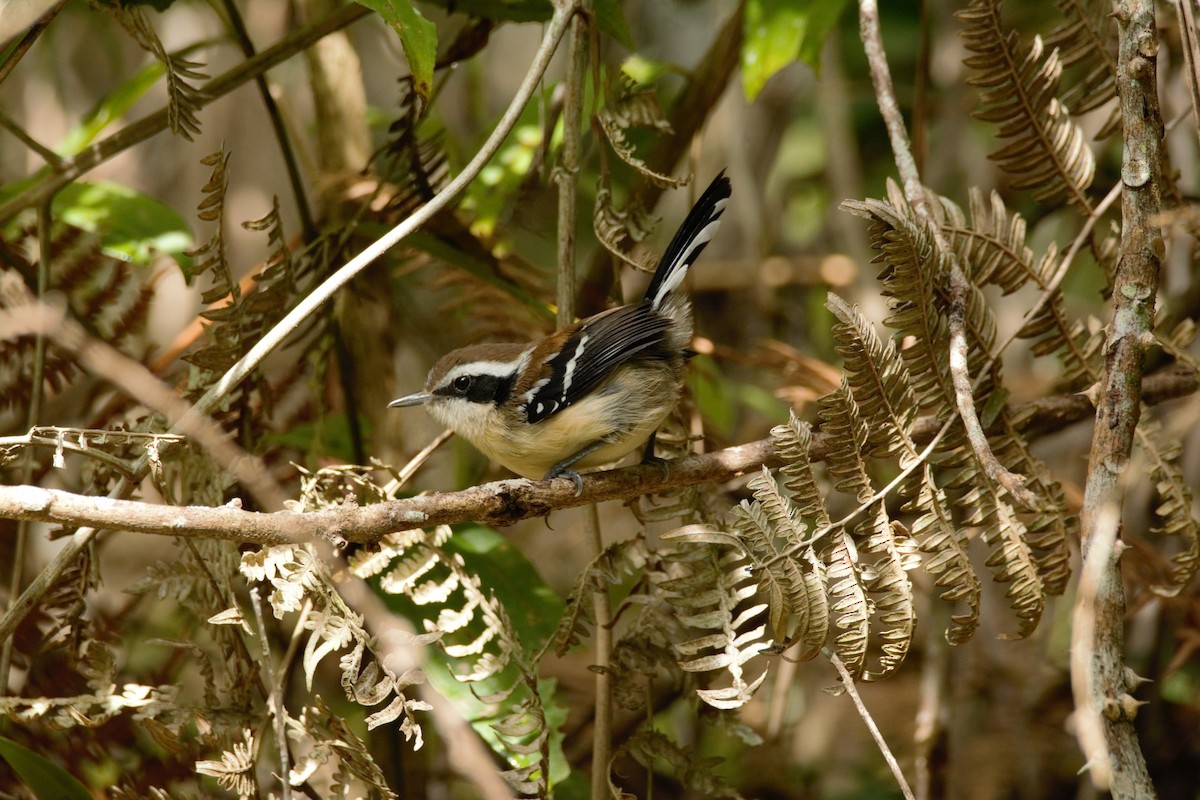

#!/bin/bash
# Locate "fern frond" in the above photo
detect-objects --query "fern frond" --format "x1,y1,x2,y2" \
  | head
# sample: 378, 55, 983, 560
1137, 419, 1200, 595
964, 490, 1045, 638
826, 294, 920, 466
906, 467, 981, 644
666, 549, 771, 709
112, 7, 207, 139
596, 76, 687, 189
551, 537, 651, 654
611, 729, 743, 799
771, 413, 832, 527
858, 506, 919, 681
821, 529, 871, 679
957, 0, 1095, 207
1046, 0, 1119, 128
817, 380, 874, 503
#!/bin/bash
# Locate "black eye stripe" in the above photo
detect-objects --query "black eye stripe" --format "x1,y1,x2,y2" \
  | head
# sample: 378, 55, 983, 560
434, 373, 515, 406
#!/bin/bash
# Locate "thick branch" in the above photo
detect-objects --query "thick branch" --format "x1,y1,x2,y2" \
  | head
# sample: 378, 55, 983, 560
1, 368, 1192, 544
1073, 0, 1164, 796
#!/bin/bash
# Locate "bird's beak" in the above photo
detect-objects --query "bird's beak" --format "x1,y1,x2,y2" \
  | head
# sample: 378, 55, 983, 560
388, 391, 432, 408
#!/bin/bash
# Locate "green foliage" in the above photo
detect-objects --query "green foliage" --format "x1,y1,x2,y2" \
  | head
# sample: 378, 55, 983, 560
742, 0, 849, 99
52, 180, 193, 269
0, 736, 92, 800
356, 0, 438, 106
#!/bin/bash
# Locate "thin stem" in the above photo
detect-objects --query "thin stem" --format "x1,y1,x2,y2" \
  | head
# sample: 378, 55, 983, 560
555, 4, 589, 328
0, 1, 62, 85
857, 0, 1036, 508
586, 503, 612, 800
250, 589, 291, 800
0, 109, 62, 166
220, 0, 315, 238
825, 649, 916, 800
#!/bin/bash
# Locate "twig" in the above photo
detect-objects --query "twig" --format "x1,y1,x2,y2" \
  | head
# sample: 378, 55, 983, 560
1070, 499, 1120, 790
0, 367, 1193, 545
857, 0, 1037, 508
1173, 0, 1200, 151
250, 588, 292, 800
586, 504, 612, 800
0, 1, 62, 85
1074, 0, 1164, 795
825, 648, 916, 800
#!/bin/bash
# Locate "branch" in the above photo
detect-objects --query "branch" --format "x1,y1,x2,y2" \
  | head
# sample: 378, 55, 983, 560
1, 367, 1193, 545
1074, 0, 1164, 795
858, 0, 1037, 508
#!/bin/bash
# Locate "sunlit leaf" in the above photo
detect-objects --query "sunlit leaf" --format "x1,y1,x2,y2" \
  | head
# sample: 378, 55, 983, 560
742, 0, 848, 100
53, 180, 193, 270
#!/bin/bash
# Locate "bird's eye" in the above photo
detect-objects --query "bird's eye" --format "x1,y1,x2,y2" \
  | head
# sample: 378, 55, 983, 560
452, 375, 472, 393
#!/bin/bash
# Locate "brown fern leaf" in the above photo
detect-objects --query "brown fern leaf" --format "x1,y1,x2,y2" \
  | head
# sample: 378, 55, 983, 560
1136, 419, 1200, 596
957, 0, 1095, 207
109, 6, 207, 139
906, 468, 982, 644
1046, 0, 1120, 134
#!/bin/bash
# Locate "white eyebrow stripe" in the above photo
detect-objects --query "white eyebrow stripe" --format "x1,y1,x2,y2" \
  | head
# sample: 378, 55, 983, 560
442, 353, 528, 384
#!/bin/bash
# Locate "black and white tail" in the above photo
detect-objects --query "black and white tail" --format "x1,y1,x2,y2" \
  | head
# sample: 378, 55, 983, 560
643, 171, 732, 311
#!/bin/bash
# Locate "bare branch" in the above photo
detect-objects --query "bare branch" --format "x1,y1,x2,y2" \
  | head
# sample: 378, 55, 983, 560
0, 368, 1193, 545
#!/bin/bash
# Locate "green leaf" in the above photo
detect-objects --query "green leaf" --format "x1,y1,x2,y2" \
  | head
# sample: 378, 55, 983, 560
356, 0, 437, 106
52, 181, 194, 271
741, 0, 849, 100
57, 61, 165, 157
0, 736, 91, 800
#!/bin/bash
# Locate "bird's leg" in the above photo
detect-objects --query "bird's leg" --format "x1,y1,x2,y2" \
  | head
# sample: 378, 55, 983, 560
640, 431, 670, 479
544, 440, 608, 496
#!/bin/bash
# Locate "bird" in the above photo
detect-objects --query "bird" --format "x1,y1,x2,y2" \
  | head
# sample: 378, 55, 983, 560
389, 172, 731, 493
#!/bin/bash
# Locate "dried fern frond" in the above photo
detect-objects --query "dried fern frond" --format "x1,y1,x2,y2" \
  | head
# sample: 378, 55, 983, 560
610, 729, 742, 799
826, 294, 920, 466
957, 0, 1095, 207
662, 547, 771, 710
551, 535, 650, 655
1136, 418, 1200, 595
596, 74, 687, 189
906, 468, 981, 644
817, 380, 874, 503
109, 6, 207, 139
1046, 0, 1119, 133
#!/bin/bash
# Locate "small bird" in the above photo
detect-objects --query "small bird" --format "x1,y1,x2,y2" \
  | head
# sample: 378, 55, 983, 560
389, 172, 731, 492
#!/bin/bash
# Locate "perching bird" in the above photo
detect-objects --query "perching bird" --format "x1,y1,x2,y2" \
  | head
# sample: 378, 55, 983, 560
389, 173, 731, 491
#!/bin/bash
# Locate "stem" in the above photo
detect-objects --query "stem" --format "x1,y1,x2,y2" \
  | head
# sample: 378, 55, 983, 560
825, 649, 916, 800
555, 4, 589, 328
1074, 0, 1164, 795
586, 503, 612, 800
